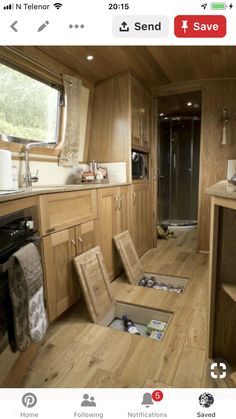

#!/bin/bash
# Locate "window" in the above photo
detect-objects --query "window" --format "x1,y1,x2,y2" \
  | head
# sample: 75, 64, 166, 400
0, 62, 61, 143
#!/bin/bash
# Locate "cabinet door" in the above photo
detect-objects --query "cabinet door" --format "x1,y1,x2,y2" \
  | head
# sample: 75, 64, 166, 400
117, 186, 131, 233
96, 187, 120, 280
75, 221, 96, 256
131, 82, 142, 148
131, 183, 152, 257
42, 228, 79, 322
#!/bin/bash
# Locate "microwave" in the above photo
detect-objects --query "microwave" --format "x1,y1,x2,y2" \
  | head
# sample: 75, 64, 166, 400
132, 151, 148, 179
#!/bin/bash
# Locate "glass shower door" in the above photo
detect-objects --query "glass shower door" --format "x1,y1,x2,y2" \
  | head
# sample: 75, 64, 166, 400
169, 118, 193, 223
158, 117, 200, 226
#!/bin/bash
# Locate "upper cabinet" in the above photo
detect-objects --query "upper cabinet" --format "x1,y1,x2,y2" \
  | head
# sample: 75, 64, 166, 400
88, 73, 131, 164
131, 78, 150, 151
88, 72, 151, 181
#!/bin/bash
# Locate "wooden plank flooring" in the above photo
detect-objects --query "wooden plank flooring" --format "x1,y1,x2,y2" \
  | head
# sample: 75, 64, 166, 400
21, 228, 213, 388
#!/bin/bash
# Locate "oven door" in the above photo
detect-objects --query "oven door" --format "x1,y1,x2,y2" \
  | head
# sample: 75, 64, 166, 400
0, 235, 41, 354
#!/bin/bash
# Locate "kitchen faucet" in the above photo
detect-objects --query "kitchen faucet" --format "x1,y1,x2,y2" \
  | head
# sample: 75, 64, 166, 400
24, 142, 56, 187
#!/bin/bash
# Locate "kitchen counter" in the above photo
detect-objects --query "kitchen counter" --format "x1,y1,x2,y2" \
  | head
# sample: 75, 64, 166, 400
206, 180, 236, 200
0, 182, 131, 203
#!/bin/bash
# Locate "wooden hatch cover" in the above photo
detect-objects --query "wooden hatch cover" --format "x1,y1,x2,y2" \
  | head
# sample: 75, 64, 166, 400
73, 246, 115, 325
113, 230, 144, 285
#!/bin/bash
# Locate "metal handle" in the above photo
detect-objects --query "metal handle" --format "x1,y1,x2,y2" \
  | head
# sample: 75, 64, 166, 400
119, 196, 122, 211
71, 239, 76, 248
78, 236, 84, 254
133, 192, 136, 205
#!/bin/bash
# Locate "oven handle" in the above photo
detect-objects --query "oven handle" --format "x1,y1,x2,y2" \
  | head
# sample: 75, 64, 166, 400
0, 236, 41, 273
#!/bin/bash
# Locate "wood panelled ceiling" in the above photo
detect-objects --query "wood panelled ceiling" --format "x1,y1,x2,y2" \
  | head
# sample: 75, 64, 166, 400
37, 46, 236, 89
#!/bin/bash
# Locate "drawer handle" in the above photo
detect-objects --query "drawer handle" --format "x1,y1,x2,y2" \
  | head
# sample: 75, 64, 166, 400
78, 236, 84, 254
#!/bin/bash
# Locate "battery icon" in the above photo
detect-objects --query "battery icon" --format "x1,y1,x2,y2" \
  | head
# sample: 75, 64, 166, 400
210, 2, 227, 9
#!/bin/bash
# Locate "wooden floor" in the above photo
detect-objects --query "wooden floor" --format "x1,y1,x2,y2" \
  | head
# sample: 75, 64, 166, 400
21, 228, 214, 388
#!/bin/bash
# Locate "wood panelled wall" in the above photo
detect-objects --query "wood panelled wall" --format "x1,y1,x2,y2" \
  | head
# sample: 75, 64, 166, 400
198, 80, 236, 252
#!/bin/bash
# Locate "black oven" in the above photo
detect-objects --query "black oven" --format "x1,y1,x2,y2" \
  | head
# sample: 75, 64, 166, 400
0, 206, 40, 353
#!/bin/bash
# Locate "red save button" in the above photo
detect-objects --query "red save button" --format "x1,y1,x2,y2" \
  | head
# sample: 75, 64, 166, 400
175, 15, 226, 37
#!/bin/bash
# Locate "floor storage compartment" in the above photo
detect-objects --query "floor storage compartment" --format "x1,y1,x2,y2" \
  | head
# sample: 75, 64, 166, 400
73, 246, 173, 341
113, 230, 188, 292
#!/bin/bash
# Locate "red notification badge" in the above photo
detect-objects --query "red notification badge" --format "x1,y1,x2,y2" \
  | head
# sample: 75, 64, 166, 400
152, 390, 164, 402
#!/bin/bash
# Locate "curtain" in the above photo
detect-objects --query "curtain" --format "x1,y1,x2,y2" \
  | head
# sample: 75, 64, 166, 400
60, 74, 82, 166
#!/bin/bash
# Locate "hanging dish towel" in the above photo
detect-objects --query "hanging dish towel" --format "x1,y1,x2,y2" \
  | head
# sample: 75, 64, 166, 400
8, 243, 48, 352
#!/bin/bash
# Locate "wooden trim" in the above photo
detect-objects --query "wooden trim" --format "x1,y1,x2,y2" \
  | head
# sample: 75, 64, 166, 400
213, 196, 236, 211
152, 80, 203, 97
196, 86, 205, 252
0, 196, 38, 217
207, 198, 219, 358
83, 87, 94, 162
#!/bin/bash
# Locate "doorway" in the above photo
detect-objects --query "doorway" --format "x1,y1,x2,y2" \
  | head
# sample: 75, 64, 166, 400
157, 91, 201, 227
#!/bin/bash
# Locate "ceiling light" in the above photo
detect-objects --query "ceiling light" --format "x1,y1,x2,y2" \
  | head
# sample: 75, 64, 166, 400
187, 102, 192, 107
87, 55, 94, 61
159, 113, 164, 116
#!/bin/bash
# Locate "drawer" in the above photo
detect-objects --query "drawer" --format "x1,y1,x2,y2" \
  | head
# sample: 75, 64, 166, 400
39, 190, 97, 235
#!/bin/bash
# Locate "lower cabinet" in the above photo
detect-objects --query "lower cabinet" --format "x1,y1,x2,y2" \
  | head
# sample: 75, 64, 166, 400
42, 221, 96, 322
96, 186, 130, 281
131, 182, 152, 257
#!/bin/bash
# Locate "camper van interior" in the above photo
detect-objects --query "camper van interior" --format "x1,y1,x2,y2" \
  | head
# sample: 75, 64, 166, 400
1, 46, 236, 389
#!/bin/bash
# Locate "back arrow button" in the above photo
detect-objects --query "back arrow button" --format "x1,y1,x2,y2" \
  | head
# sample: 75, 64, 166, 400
10, 21, 18, 32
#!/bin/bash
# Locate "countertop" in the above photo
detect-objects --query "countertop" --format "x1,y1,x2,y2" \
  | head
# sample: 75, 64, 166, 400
207, 180, 236, 200
0, 182, 131, 203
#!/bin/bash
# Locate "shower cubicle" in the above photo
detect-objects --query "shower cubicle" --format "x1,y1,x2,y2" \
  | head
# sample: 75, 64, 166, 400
158, 115, 201, 227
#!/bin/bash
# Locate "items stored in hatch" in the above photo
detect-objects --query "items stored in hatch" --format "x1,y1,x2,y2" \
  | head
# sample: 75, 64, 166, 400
138, 275, 184, 293
122, 314, 140, 335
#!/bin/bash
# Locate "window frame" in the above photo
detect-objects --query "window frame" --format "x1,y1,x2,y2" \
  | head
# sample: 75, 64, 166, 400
0, 59, 64, 156
0, 58, 64, 147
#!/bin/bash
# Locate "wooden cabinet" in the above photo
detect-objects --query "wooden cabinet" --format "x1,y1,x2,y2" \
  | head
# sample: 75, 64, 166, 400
88, 73, 131, 164
42, 228, 79, 322
88, 73, 151, 182
208, 195, 236, 386
131, 78, 150, 151
96, 186, 130, 281
43, 220, 96, 322
131, 182, 152, 257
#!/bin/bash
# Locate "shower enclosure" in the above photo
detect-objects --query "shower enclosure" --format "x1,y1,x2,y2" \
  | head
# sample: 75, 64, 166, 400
158, 116, 201, 227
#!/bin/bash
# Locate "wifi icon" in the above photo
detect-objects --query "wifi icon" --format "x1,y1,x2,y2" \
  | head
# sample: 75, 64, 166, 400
54, 2, 62, 9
